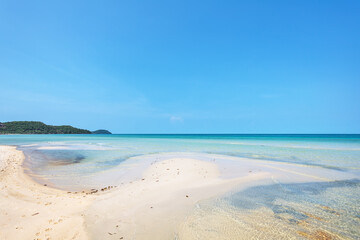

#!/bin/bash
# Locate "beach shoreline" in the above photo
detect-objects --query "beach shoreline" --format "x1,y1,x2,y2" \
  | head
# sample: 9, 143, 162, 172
1, 144, 357, 239
0, 145, 269, 239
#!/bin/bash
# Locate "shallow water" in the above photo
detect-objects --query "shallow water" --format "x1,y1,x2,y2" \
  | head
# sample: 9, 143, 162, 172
180, 179, 360, 239
1, 134, 359, 238
0, 134, 359, 187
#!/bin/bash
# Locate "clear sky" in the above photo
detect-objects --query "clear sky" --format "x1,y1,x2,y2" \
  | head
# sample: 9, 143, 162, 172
1, 1, 359, 133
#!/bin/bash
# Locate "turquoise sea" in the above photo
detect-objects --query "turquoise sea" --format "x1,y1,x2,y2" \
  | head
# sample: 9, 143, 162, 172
1, 134, 359, 239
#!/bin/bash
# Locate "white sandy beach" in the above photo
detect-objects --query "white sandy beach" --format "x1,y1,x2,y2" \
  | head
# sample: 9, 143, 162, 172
0, 146, 267, 239
0, 145, 353, 239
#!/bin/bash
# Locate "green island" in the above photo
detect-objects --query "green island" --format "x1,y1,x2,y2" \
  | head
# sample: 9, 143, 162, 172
0, 121, 111, 134
92, 129, 112, 134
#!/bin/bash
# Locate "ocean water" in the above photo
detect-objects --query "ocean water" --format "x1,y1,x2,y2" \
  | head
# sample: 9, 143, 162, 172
1, 134, 359, 239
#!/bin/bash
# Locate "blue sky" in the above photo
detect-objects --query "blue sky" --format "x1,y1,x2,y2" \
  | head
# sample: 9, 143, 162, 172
0, 0, 359, 133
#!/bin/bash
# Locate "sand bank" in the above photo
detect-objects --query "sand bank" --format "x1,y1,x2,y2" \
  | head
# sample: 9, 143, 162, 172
84, 157, 269, 239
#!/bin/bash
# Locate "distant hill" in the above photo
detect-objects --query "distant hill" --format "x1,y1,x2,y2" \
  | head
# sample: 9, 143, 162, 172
92, 129, 112, 134
0, 121, 91, 134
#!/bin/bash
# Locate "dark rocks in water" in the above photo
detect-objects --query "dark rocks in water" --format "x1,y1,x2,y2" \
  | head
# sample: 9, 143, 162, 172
74, 155, 86, 163
92, 129, 112, 134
